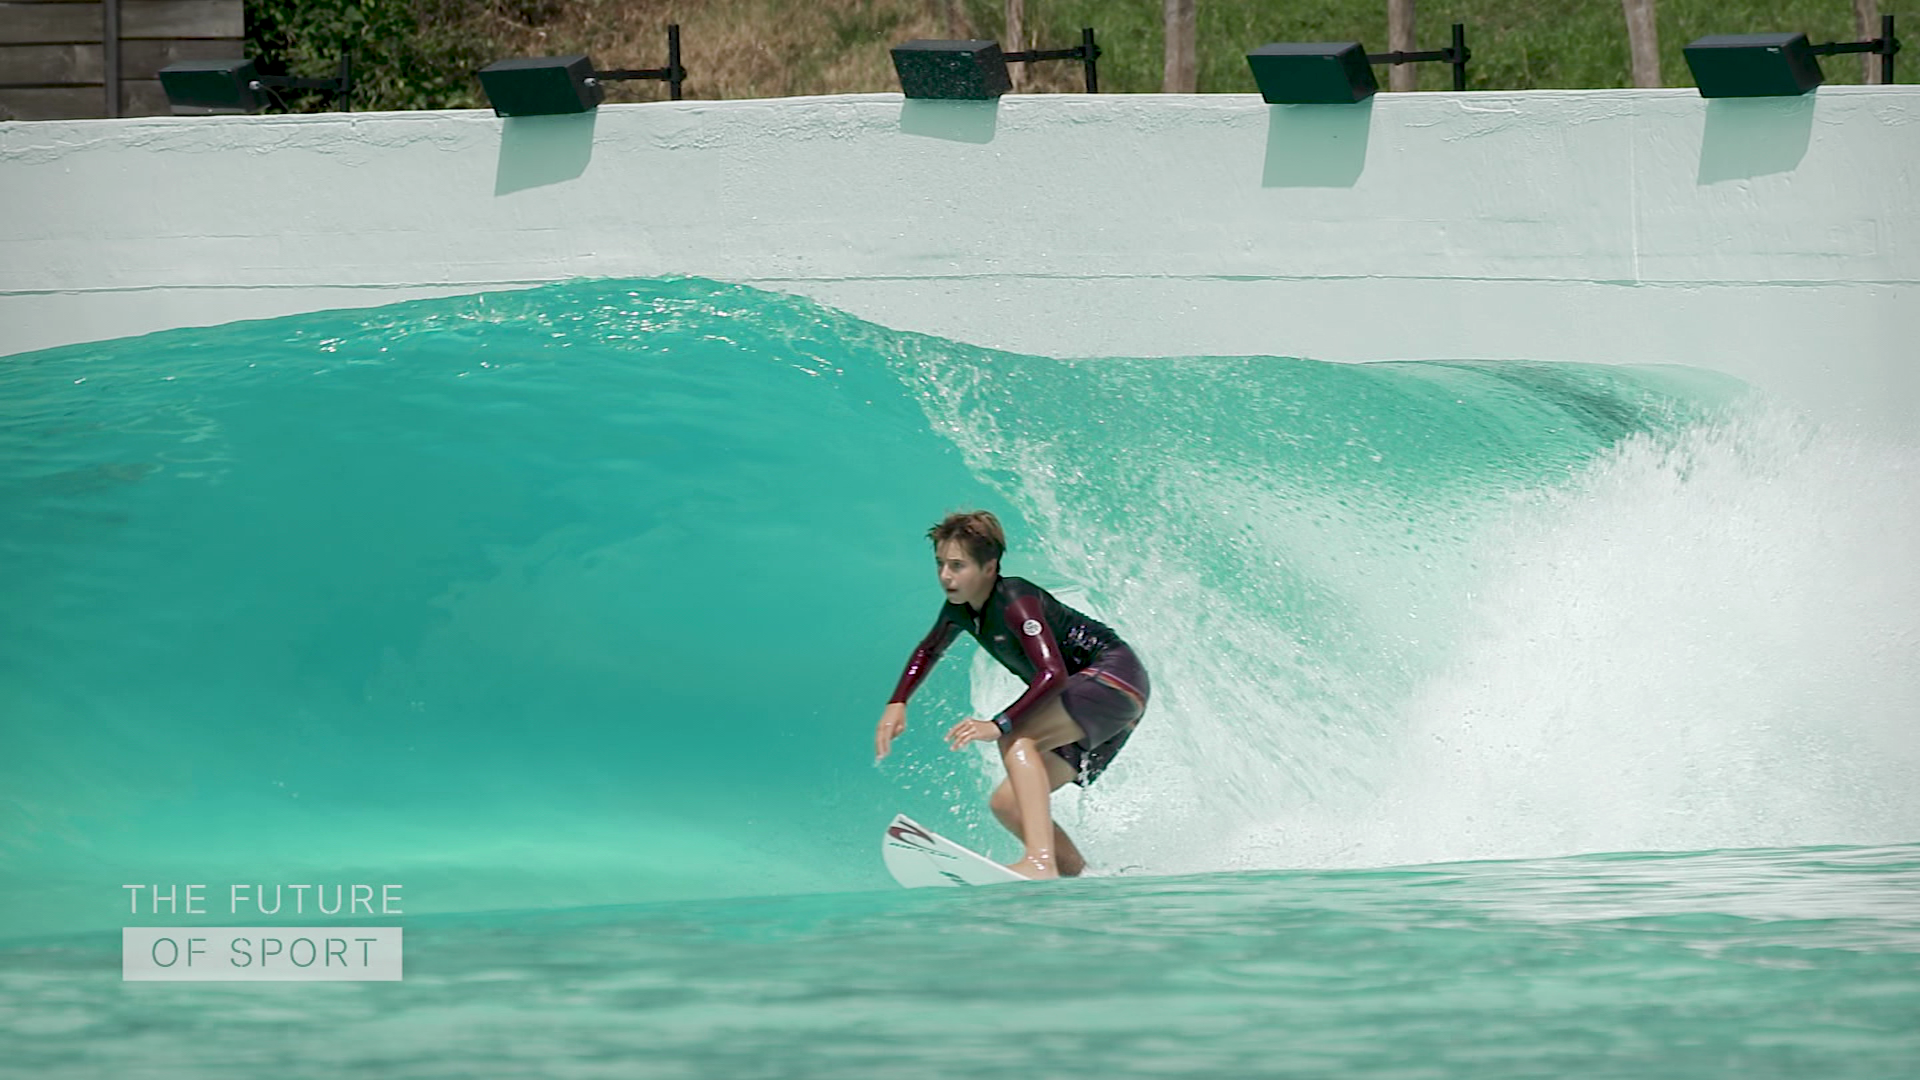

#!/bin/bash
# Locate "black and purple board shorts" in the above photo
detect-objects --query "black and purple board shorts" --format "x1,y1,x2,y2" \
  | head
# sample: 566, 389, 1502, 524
1053, 645, 1150, 786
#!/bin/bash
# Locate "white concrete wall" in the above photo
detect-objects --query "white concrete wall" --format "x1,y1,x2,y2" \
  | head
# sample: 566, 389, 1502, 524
2, 88, 1915, 427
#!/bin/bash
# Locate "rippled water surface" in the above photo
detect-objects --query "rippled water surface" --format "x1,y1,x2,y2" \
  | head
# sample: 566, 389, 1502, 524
7, 846, 1918, 1078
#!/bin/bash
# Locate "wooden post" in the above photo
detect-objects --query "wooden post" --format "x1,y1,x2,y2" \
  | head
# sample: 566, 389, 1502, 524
1622, 0, 1660, 88
1005, 0, 1026, 91
929, 0, 965, 39
1854, 0, 1881, 83
104, 0, 122, 116
1387, 0, 1417, 92
1163, 0, 1197, 93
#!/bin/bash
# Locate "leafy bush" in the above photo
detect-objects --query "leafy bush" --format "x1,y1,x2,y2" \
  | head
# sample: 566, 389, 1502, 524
246, 0, 504, 111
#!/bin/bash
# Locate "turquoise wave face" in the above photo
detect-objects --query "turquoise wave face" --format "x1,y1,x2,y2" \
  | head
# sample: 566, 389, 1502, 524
0, 276, 1820, 938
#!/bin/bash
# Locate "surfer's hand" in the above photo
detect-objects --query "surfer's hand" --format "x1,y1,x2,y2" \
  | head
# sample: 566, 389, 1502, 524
945, 718, 1000, 750
875, 703, 907, 760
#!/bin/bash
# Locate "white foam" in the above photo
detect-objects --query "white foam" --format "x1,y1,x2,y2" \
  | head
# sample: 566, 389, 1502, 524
1004, 404, 1920, 873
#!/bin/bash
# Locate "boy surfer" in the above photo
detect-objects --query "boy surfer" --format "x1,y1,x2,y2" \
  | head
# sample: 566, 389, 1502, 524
875, 511, 1150, 880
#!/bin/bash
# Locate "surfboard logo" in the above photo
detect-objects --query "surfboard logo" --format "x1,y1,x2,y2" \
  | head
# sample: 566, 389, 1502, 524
886, 820, 936, 848
1022, 619, 1042, 636
883, 814, 1020, 887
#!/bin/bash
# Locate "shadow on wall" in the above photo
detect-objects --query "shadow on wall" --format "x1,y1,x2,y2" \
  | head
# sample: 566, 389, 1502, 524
496, 112, 599, 195
898, 100, 999, 144
1263, 100, 1373, 188
1698, 95, 1816, 184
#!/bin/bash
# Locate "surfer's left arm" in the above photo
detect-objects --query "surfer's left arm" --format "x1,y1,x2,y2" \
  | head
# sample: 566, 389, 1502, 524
987, 595, 1068, 736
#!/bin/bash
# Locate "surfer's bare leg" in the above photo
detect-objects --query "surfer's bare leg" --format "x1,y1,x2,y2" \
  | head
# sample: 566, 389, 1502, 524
996, 695, 1088, 880
989, 754, 1086, 877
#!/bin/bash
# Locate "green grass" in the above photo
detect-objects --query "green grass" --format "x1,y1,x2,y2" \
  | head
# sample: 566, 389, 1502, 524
252, 0, 1911, 112
996, 0, 1909, 93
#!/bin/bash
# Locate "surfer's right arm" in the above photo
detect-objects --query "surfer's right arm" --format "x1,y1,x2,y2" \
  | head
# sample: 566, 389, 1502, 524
876, 617, 963, 760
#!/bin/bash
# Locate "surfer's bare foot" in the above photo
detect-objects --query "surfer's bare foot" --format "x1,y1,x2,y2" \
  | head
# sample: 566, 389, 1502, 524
1060, 853, 1085, 877
1006, 855, 1061, 880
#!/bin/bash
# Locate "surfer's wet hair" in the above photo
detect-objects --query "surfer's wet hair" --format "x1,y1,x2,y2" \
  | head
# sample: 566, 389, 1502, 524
928, 510, 1005, 568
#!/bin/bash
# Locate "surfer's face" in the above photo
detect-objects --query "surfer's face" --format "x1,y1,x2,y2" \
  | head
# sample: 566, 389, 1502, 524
935, 541, 996, 608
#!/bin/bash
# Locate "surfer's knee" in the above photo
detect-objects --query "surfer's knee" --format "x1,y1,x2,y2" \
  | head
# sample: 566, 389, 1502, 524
1000, 724, 1076, 756
997, 732, 1046, 762
1001, 696, 1085, 754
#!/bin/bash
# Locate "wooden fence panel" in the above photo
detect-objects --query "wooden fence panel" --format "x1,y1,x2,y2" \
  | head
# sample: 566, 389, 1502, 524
125, 38, 239, 72
1, 42, 101, 83
0, 3, 105, 46
122, 76, 164, 111
123, 0, 241, 40
0, 80, 170, 120
0, 0, 241, 119
0, 85, 99, 119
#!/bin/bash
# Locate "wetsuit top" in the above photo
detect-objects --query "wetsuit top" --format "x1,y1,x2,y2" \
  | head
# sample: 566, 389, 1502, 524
887, 575, 1127, 734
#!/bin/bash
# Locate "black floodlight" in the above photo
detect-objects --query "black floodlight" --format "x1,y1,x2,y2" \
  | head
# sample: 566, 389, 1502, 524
158, 54, 353, 113
892, 27, 1102, 98
1684, 17, 1899, 97
159, 58, 265, 111
1248, 24, 1471, 104
892, 40, 1011, 99
478, 25, 687, 117
478, 55, 604, 115
1684, 33, 1825, 97
1247, 43, 1377, 104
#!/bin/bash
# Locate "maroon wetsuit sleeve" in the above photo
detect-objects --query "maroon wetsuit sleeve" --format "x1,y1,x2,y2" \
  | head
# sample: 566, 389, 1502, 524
990, 594, 1069, 733
888, 617, 963, 704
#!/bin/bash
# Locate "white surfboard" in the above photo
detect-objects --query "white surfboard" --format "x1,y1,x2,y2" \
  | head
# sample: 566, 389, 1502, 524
882, 814, 1025, 888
